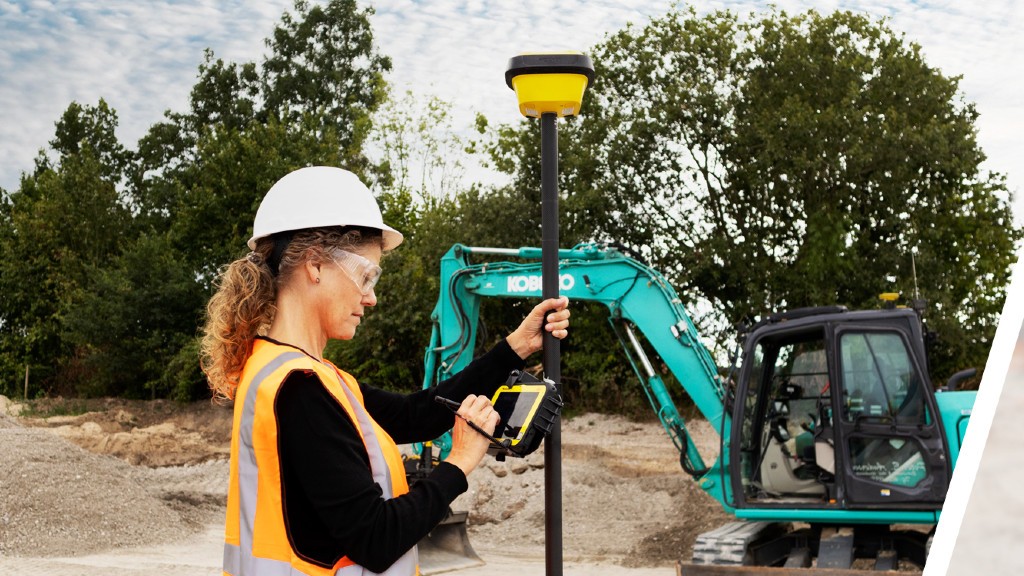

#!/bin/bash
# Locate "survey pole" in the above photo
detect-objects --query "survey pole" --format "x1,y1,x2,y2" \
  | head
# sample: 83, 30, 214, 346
505, 52, 593, 576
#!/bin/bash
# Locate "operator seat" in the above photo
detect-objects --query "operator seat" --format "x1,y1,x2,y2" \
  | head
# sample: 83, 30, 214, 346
759, 396, 826, 497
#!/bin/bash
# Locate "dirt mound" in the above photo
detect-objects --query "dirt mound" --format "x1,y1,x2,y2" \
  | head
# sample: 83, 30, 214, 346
0, 397, 230, 557
49, 421, 228, 466
3, 396, 726, 567
0, 414, 17, 429
0, 394, 24, 422
20, 398, 233, 466
457, 413, 730, 566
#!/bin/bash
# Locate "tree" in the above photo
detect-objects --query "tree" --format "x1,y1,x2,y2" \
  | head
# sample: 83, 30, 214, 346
137, 0, 391, 191
136, 0, 394, 281
489, 7, 1020, 383
62, 233, 207, 398
261, 0, 391, 178
0, 101, 133, 396
168, 119, 345, 286
132, 52, 260, 229
124, 0, 395, 399
0, 0, 396, 399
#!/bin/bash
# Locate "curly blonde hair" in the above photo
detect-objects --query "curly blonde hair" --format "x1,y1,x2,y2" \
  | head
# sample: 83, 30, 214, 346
200, 226, 382, 401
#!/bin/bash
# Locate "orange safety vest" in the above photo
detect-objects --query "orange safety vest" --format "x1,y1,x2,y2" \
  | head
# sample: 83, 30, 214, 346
223, 339, 418, 576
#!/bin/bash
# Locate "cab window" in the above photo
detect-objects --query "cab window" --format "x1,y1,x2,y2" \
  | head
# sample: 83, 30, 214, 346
840, 331, 929, 488
839, 332, 925, 425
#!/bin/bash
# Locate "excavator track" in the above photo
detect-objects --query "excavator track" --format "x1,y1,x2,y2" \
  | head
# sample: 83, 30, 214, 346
692, 521, 783, 564
683, 521, 927, 574
677, 565, 921, 576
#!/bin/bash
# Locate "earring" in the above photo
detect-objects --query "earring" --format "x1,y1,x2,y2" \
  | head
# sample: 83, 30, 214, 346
315, 277, 320, 284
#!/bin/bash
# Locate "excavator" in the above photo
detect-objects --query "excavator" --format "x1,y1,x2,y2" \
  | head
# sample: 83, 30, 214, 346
410, 243, 978, 573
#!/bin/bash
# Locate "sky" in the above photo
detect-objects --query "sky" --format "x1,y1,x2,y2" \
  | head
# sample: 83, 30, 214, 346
0, 0, 1022, 225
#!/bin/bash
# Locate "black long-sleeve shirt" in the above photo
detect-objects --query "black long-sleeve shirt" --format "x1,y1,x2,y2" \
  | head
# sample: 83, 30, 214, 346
271, 337, 524, 572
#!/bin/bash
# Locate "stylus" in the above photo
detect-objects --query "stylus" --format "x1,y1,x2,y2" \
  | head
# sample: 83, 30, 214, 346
434, 395, 512, 454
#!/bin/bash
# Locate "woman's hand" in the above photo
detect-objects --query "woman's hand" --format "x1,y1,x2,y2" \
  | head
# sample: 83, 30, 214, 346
506, 296, 571, 360
444, 394, 501, 476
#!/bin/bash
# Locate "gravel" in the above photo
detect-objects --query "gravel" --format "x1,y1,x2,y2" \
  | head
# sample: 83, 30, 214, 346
0, 416, 226, 557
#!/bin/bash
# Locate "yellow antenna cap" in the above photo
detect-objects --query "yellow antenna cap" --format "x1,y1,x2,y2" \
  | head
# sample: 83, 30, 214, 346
879, 292, 900, 302
506, 52, 594, 118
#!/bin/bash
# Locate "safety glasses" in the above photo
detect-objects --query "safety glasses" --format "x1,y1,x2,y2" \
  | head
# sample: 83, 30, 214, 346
328, 249, 383, 295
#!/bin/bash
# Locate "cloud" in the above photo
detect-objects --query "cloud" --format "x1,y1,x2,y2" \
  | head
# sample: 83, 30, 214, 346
373, 0, 1024, 215
876, 0, 1024, 192
1, 0, 1021, 222
0, 0, 291, 191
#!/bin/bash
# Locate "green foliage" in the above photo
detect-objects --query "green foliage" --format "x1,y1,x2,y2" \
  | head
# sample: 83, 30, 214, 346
559, 302, 651, 418
132, 0, 392, 398
168, 119, 344, 286
0, 100, 133, 396
166, 336, 207, 402
133, 53, 260, 229
1, 2, 1016, 418
488, 6, 1020, 385
261, 0, 391, 177
62, 233, 206, 397
43, 100, 135, 184
0, 0, 393, 400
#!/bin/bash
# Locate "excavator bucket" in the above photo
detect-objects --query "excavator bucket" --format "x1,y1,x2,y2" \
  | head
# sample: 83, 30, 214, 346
418, 509, 484, 574
406, 451, 484, 574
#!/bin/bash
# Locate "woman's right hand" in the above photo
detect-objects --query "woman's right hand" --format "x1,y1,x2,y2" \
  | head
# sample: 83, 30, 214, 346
444, 394, 500, 476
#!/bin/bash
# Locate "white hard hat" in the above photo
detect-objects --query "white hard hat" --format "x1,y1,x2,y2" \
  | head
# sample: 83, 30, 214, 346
248, 166, 403, 250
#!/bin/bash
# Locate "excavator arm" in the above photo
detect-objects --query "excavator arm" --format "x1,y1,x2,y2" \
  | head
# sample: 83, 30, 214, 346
420, 243, 733, 508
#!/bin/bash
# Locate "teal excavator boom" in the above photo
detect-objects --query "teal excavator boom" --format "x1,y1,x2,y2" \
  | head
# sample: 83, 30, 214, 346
420, 243, 731, 503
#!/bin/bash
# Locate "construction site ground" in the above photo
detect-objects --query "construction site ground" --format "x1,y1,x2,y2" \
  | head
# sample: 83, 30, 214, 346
0, 395, 729, 575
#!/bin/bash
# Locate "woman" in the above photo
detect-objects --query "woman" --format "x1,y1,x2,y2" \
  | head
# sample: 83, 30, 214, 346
201, 166, 570, 576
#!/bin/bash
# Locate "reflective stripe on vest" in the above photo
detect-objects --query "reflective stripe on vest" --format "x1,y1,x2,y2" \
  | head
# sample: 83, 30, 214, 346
224, 351, 304, 576
332, 365, 393, 500
223, 342, 417, 576
327, 364, 418, 575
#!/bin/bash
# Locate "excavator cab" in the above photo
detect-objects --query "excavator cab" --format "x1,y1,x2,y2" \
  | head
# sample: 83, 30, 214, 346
732, 308, 952, 511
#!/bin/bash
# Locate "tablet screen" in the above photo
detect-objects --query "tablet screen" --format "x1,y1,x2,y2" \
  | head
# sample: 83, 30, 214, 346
492, 390, 540, 441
